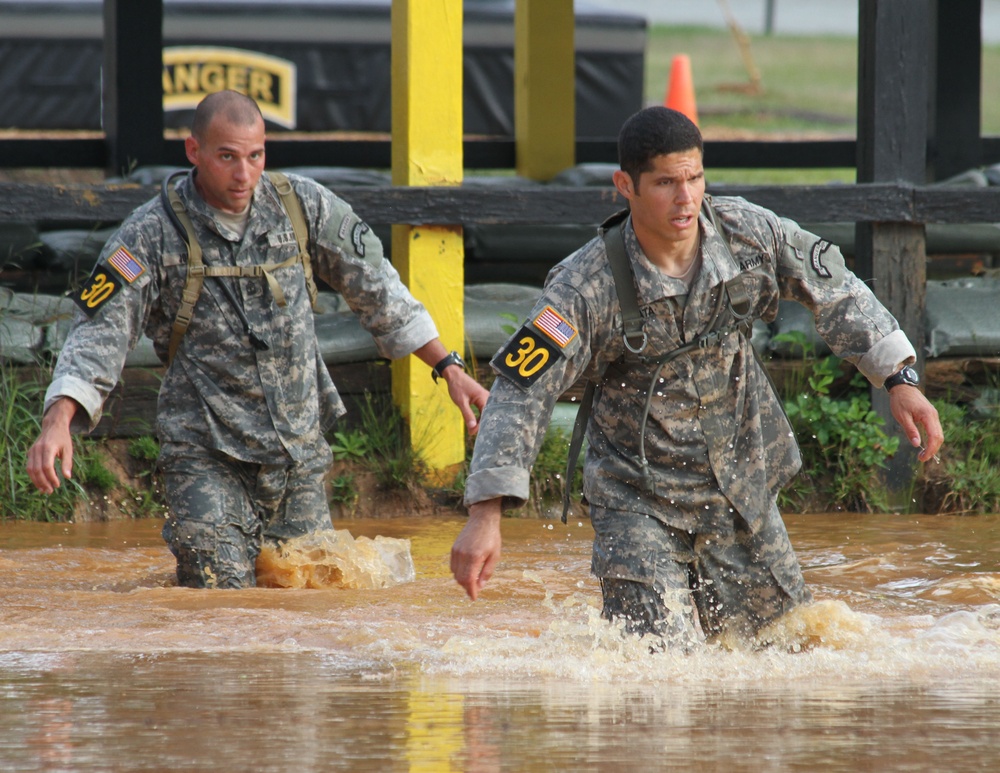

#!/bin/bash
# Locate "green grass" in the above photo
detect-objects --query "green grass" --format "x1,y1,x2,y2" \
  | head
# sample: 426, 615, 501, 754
644, 24, 1000, 183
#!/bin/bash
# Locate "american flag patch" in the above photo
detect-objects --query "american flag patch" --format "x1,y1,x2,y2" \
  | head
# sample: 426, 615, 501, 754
107, 245, 146, 283
533, 306, 577, 347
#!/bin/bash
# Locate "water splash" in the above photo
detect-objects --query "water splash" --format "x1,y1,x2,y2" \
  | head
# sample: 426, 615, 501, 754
256, 529, 415, 589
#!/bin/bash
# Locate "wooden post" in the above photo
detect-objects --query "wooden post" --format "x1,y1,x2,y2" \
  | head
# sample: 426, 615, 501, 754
390, 0, 467, 480
103, 0, 163, 177
514, 0, 575, 181
855, 0, 932, 506
929, 0, 982, 181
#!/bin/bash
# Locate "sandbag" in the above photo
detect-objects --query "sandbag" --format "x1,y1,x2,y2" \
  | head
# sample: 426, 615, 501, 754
800, 222, 1000, 257
277, 166, 391, 187
925, 277, 1000, 358
37, 227, 116, 274
465, 223, 596, 262
0, 223, 47, 270
549, 163, 619, 187
463, 283, 541, 359
313, 307, 381, 365
0, 290, 76, 363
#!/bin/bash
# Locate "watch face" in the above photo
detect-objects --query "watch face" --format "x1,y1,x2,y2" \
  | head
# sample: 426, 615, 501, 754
887, 365, 920, 389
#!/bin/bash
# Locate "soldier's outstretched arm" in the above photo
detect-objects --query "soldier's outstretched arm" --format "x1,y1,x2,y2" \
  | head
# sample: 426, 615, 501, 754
451, 498, 503, 600
26, 397, 80, 494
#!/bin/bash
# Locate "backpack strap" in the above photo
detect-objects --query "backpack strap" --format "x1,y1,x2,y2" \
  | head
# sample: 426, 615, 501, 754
165, 177, 207, 365
561, 210, 643, 523
163, 171, 319, 365
268, 171, 321, 313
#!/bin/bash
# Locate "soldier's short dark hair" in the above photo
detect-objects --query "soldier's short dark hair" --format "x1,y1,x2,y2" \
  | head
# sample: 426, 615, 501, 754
192, 90, 264, 140
618, 107, 703, 185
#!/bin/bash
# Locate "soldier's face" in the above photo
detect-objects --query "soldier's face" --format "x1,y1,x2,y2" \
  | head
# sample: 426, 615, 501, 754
185, 114, 266, 214
615, 150, 706, 249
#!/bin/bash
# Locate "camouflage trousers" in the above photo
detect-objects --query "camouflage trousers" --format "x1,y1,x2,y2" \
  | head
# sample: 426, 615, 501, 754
591, 500, 811, 648
159, 442, 332, 588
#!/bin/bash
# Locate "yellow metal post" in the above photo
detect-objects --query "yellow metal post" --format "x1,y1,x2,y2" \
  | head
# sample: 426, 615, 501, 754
515, 0, 576, 180
390, 0, 466, 479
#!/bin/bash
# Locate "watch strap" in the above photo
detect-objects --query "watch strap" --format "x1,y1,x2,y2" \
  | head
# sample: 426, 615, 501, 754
432, 351, 466, 383
885, 366, 919, 391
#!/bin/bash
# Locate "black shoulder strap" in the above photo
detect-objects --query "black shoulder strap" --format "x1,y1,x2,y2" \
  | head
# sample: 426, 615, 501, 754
561, 211, 642, 523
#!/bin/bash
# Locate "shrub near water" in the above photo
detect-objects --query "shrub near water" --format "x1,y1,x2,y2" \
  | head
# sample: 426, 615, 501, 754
0, 365, 81, 520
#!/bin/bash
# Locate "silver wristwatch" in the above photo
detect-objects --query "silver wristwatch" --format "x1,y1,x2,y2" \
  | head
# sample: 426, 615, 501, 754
884, 365, 919, 391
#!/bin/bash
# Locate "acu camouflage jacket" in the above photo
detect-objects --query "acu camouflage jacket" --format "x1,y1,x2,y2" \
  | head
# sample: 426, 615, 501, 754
46, 172, 437, 465
464, 195, 916, 529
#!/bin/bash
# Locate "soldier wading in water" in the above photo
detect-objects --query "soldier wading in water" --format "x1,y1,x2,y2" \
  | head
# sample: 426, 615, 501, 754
451, 106, 943, 649
28, 90, 488, 588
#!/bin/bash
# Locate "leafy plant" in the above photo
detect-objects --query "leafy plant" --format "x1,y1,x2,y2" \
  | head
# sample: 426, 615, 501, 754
329, 472, 359, 511
329, 429, 369, 461
926, 399, 1000, 514
528, 426, 583, 514
780, 357, 899, 513
357, 391, 427, 492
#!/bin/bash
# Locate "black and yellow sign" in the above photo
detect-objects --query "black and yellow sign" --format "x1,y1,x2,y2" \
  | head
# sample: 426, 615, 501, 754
493, 326, 561, 389
73, 265, 123, 318
163, 46, 297, 128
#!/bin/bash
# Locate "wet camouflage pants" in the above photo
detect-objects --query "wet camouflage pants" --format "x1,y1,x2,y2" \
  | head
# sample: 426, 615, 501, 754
591, 501, 811, 648
159, 442, 332, 588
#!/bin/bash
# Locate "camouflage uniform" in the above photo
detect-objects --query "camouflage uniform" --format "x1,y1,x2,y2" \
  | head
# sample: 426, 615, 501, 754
465, 195, 916, 644
46, 171, 438, 587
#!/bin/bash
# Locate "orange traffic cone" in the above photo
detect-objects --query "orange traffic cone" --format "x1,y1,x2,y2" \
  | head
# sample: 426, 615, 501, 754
664, 54, 699, 126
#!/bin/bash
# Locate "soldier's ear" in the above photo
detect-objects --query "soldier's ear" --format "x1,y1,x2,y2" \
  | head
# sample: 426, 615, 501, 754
612, 170, 635, 199
184, 135, 199, 166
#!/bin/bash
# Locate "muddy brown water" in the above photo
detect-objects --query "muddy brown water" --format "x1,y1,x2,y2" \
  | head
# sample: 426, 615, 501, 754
3, 512, 1000, 772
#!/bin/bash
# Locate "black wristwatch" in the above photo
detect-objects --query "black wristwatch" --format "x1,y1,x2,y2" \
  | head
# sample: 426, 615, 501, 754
431, 351, 467, 383
885, 365, 920, 391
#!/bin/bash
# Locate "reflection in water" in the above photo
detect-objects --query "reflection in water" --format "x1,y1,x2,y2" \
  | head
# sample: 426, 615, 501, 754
2, 513, 1000, 771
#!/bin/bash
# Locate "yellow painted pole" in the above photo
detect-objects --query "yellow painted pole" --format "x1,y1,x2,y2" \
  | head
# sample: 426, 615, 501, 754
390, 0, 466, 479
515, 0, 576, 180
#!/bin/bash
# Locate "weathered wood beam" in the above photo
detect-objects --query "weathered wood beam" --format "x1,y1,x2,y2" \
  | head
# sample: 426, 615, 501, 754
6, 181, 1000, 227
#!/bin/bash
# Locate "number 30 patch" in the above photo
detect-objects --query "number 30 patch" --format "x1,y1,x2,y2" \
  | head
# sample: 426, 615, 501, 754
72, 264, 122, 318
493, 326, 560, 388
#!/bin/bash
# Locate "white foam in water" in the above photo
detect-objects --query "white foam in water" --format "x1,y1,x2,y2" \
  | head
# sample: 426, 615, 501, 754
407, 574, 1000, 687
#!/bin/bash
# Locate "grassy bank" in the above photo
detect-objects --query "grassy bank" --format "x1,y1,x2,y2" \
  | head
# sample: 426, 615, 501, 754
645, 24, 1000, 184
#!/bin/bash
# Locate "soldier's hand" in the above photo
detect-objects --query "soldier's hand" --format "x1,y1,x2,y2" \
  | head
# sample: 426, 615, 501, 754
451, 499, 502, 600
444, 369, 490, 435
889, 385, 944, 463
26, 397, 78, 494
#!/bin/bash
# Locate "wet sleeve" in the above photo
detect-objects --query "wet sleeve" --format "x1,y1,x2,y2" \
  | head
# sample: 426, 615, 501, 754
774, 217, 916, 385
298, 181, 437, 359
464, 281, 592, 509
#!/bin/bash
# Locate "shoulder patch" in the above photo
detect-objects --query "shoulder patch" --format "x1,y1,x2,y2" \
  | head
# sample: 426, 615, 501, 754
809, 239, 834, 279
73, 263, 123, 318
531, 305, 578, 348
106, 245, 146, 283
351, 221, 370, 257
493, 325, 562, 388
